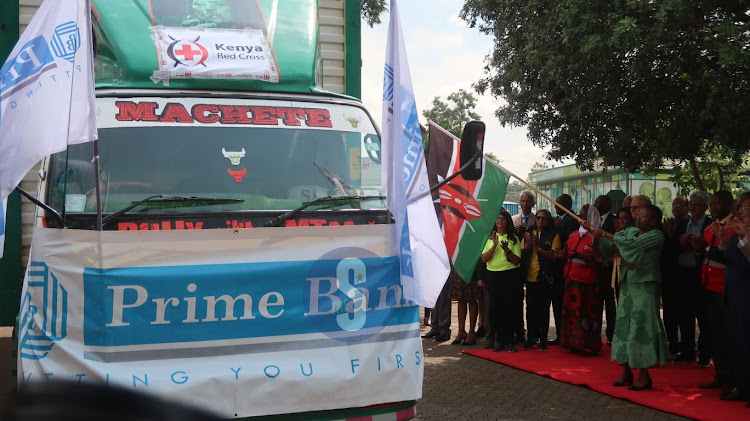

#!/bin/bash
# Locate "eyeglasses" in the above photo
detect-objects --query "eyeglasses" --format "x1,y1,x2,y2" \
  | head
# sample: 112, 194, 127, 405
741, 205, 750, 211
688, 202, 705, 207
671, 204, 686, 208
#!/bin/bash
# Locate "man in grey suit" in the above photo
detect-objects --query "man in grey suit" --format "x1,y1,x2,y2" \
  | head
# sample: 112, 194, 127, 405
512, 190, 537, 231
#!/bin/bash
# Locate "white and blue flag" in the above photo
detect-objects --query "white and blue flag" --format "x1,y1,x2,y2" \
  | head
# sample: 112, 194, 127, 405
0, 0, 97, 257
381, 0, 450, 307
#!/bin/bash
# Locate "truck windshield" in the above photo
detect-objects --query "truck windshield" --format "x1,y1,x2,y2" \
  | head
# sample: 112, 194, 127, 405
46, 97, 384, 215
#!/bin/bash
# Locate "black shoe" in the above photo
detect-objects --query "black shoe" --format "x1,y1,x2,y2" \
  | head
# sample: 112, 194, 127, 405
451, 331, 467, 345
522, 341, 534, 350
720, 388, 748, 401
506, 345, 517, 353
434, 333, 451, 342
475, 326, 486, 338
492, 339, 504, 352
538, 345, 548, 351
613, 375, 633, 387
548, 338, 560, 346
627, 379, 653, 391
674, 354, 695, 364
421, 329, 438, 339
606, 340, 612, 347
514, 334, 526, 344
697, 357, 712, 368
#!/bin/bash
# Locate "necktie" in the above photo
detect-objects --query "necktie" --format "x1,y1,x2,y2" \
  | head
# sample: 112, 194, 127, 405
522, 216, 528, 226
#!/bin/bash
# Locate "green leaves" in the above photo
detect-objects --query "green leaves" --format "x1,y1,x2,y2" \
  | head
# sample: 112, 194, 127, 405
361, 0, 387, 27
422, 89, 482, 138
460, 0, 750, 180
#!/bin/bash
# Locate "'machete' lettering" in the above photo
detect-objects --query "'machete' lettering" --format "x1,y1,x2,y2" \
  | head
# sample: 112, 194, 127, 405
115, 101, 333, 128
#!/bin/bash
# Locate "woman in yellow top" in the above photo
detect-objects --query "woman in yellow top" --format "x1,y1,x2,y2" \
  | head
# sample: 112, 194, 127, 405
522, 209, 564, 351
478, 210, 522, 352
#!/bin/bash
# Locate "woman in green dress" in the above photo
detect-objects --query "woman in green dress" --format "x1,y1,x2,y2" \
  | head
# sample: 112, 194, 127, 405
585, 204, 670, 391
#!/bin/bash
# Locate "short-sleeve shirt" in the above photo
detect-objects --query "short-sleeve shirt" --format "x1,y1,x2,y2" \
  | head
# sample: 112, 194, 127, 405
482, 233, 522, 272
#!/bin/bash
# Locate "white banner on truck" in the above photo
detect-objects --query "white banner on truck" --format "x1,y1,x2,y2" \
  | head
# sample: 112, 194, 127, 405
151, 26, 280, 84
18, 225, 422, 418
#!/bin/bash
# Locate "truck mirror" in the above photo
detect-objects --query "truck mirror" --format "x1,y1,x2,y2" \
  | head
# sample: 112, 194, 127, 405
459, 120, 485, 180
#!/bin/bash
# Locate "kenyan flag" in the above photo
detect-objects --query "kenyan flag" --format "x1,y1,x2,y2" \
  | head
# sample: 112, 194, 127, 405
426, 122, 509, 283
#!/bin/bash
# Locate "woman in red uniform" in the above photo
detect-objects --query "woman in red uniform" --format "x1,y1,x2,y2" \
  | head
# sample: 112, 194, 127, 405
561, 212, 603, 356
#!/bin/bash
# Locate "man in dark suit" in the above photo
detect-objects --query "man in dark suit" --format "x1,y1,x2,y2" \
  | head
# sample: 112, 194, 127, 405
662, 196, 689, 355
594, 195, 617, 345
550, 193, 579, 345
669, 191, 712, 364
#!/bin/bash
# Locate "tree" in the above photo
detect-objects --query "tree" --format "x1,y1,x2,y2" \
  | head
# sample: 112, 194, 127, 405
666, 142, 750, 195
422, 89, 482, 138
485, 152, 499, 163
361, 0, 387, 27
460, 1, 750, 181
503, 180, 526, 204
530, 162, 550, 173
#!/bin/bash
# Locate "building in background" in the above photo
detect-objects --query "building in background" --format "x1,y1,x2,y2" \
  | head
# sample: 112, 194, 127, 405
528, 161, 750, 218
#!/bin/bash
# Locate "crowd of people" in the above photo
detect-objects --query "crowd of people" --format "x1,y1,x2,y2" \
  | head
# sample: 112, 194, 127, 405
421, 189, 750, 406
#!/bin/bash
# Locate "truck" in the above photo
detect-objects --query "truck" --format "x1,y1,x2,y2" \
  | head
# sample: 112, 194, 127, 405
13, 0, 423, 419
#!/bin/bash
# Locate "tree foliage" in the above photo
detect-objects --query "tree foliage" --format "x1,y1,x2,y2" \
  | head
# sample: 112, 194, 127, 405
665, 142, 750, 195
503, 180, 526, 204
485, 152, 499, 163
361, 0, 387, 27
422, 89, 482, 138
530, 161, 550, 173
460, 1, 750, 175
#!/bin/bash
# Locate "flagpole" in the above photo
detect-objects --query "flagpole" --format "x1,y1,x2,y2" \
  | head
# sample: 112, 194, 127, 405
93, 139, 103, 230
491, 161, 585, 224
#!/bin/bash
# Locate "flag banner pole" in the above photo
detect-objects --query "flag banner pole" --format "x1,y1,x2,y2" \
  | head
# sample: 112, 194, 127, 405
382, 0, 450, 308
93, 139, 103, 231
492, 161, 585, 224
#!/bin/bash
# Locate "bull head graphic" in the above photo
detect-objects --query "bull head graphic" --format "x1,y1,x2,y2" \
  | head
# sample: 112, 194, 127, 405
227, 168, 247, 183
222, 148, 246, 165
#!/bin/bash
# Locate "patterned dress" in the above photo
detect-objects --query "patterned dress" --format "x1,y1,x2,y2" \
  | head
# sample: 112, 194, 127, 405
607, 228, 670, 368
561, 232, 603, 354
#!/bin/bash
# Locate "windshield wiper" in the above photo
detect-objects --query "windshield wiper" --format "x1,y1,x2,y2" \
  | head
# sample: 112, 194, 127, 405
264, 195, 385, 227
102, 195, 244, 226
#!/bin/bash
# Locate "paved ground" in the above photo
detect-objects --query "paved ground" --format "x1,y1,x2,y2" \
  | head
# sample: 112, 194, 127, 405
414, 303, 690, 421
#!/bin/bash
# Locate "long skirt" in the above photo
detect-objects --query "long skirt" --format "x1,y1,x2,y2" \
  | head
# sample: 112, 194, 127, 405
561, 277, 603, 354
611, 280, 670, 369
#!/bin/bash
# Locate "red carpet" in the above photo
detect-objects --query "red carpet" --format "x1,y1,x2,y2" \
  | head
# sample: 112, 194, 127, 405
463, 341, 749, 421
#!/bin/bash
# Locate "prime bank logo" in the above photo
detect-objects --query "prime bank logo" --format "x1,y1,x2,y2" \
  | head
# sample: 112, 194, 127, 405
303, 247, 415, 342
18, 262, 69, 360
0, 20, 80, 101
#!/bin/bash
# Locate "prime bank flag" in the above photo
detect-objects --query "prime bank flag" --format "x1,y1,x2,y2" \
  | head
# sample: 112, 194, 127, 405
381, 0, 450, 308
0, 0, 97, 255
